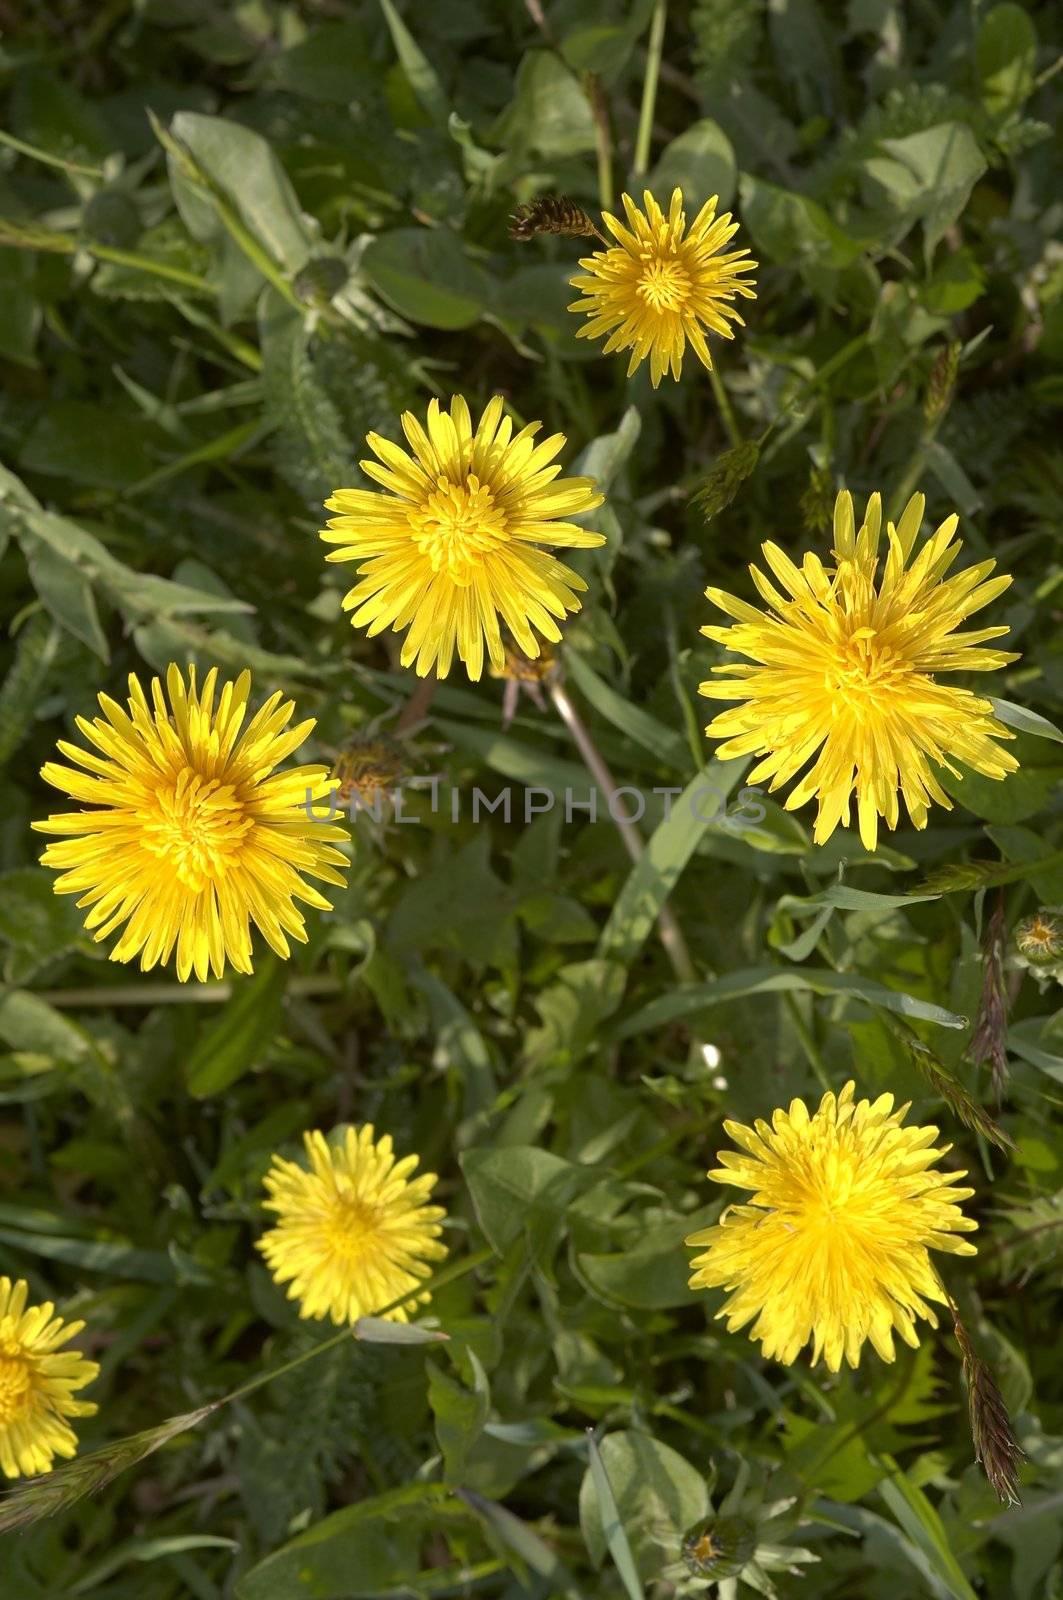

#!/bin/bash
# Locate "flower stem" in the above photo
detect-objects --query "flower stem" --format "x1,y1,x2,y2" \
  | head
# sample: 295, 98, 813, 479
394, 669, 438, 735
709, 358, 743, 449
548, 677, 697, 985
224, 1248, 494, 1408
633, 0, 667, 178
585, 73, 614, 211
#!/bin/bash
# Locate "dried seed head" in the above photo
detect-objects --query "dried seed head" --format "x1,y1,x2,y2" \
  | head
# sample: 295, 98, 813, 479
925, 340, 961, 426
950, 1304, 1024, 1506
331, 734, 406, 805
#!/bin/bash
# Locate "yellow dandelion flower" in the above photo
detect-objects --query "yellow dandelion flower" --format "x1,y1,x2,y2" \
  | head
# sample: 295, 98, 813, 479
686, 1081, 978, 1372
34, 664, 349, 982
0, 1277, 98, 1479
700, 490, 1019, 851
568, 187, 757, 387
321, 395, 605, 681
258, 1126, 447, 1326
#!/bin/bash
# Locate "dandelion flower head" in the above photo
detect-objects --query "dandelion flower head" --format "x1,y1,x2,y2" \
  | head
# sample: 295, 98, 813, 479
568, 187, 757, 386
700, 490, 1019, 850
0, 1277, 98, 1480
321, 395, 605, 681
258, 1126, 447, 1326
686, 1081, 978, 1371
35, 664, 348, 982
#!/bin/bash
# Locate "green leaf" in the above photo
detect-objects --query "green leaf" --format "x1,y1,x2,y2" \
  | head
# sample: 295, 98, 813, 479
234, 1483, 460, 1600
260, 291, 357, 502
584, 1435, 645, 1600
648, 119, 737, 214
412, 968, 497, 1120
428, 1350, 489, 1481
989, 698, 1063, 746
977, 4, 1038, 116
577, 1206, 718, 1310
580, 1430, 708, 1581
168, 110, 314, 275
21, 533, 109, 659
597, 759, 747, 968
377, 0, 449, 126
878, 123, 988, 261
874, 1455, 980, 1600
613, 966, 968, 1040
461, 1146, 585, 1256
184, 960, 286, 1098
562, 652, 690, 772
492, 50, 597, 162
0, 1203, 206, 1285
361, 226, 491, 330
0, 867, 95, 982
740, 175, 861, 272
353, 1317, 448, 1345
0, 612, 60, 766
456, 1488, 572, 1584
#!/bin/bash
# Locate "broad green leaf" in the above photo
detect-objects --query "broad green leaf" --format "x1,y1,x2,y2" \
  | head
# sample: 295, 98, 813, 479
740, 175, 862, 272
878, 123, 988, 260
492, 50, 597, 161
428, 1350, 489, 1481
169, 110, 315, 274
580, 1430, 707, 1580
361, 227, 491, 330
461, 1146, 585, 1256
576, 1206, 718, 1310
649, 119, 737, 214
977, 4, 1038, 115
233, 1483, 461, 1600
185, 960, 286, 1098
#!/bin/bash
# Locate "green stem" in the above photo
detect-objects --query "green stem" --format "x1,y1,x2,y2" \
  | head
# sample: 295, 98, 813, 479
708, 358, 743, 449
0, 128, 105, 180
633, 0, 667, 178
549, 678, 698, 985
586, 74, 614, 211
36, 976, 343, 1007
88, 241, 213, 293
224, 1248, 494, 1408
783, 993, 833, 1094
889, 416, 942, 521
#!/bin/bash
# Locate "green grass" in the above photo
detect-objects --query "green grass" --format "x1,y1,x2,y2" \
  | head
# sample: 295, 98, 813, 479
1, 1, 1062, 1595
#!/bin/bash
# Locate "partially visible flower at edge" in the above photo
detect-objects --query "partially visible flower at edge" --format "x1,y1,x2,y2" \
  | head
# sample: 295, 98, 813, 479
699, 489, 1019, 851
0, 1277, 99, 1480
258, 1126, 448, 1326
568, 186, 757, 387
686, 1080, 978, 1372
321, 395, 605, 682
34, 664, 349, 983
